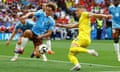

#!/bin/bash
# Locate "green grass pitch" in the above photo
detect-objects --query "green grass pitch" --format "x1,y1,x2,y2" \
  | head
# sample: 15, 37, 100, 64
0, 40, 120, 72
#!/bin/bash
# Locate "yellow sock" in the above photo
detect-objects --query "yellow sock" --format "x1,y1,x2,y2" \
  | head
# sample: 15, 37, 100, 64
68, 52, 78, 65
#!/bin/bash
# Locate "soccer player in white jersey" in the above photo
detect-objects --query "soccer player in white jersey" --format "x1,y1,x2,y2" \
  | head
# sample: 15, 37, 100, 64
109, 0, 120, 61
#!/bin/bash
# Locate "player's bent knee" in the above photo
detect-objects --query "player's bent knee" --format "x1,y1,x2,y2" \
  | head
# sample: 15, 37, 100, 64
23, 30, 33, 38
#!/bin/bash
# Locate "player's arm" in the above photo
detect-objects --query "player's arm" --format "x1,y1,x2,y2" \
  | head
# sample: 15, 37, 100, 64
6, 30, 17, 46
21, 10, 43, 19
38, 20, 55, 39
6, 22, 20, 46
21, 12, 34, 19
37, 30, 52, 39
56, 23, 79, 28
89, 13, 112, 19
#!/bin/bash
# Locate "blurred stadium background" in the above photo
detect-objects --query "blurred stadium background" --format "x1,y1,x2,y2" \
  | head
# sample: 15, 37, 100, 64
0, 0, 113, 40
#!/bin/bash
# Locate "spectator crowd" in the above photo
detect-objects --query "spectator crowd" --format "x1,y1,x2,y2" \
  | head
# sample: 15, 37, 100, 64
0, 0, 113, 40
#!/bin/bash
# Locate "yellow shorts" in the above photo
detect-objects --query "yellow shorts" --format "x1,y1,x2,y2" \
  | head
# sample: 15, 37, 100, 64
72, 38, 91, 48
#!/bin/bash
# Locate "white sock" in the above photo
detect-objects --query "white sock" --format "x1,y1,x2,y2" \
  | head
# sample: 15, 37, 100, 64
42, 54, 47, 61
15, 44, 21, 49
46, 40, 51, 51
114, 43, 119, 52
114, 43, 120, 57
14, 53, 19, 58
21, 37, 28, 50
14, 44, 21, 57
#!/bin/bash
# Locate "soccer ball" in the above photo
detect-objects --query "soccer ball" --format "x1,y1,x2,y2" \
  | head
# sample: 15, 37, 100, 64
39, 44, 48, 54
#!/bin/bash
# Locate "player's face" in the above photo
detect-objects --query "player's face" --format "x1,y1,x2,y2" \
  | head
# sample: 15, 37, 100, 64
20, 19, 25, 24
75, 8, 82, 17
46, 6, 53, 16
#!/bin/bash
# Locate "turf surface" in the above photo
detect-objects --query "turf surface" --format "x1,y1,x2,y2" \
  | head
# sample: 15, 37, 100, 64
0, 40, 120, 72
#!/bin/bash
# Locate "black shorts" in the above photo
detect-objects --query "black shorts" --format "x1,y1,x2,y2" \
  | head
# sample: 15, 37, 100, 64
112, 28, 120, 38
30, 31, 42, 46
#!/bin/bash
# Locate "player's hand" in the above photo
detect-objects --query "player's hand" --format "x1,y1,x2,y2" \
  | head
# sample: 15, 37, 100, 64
55, 23, 63, 27
6, 41, 10, 46
104, 15, 112, 19
37, 35, 43, 39
107, 15, 112, 19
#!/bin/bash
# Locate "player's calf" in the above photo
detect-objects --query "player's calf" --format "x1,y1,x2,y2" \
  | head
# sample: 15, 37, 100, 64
34, 50, 40, 58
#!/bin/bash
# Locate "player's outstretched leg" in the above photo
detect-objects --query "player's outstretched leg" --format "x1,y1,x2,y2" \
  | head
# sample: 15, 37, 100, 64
68, 46, 98, 71
11, 44, 23, 61
46, 40, 55, 54
11, 37, 28, 61
113, 43, 120, 61
68, 51, 81, 71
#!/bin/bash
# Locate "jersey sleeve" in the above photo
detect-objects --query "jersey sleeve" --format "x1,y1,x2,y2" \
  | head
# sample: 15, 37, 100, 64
108, 7, 111, 14
26, 19, 35, 26
34, 10, 43, 18
14, 22, 20, 32
48, 19, 55, 31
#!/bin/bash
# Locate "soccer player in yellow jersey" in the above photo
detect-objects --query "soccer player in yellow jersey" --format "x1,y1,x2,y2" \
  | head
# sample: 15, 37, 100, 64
56, 5, 112, 71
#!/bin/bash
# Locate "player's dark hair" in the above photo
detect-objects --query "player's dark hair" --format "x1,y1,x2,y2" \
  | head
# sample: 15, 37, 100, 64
47, 3, 56, 12
113, 0, 120, 7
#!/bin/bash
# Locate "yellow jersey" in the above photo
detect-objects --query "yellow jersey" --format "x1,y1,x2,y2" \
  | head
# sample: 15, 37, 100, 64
77, 12, 91, 40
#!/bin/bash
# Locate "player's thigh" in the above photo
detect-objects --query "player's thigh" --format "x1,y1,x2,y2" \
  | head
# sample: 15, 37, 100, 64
71, 38, 91, 48
23, 30, 33, 38
33, 37, 43, 49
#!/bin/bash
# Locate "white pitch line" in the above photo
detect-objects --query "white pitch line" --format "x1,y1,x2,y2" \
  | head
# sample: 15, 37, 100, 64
0, 55, 120, 68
